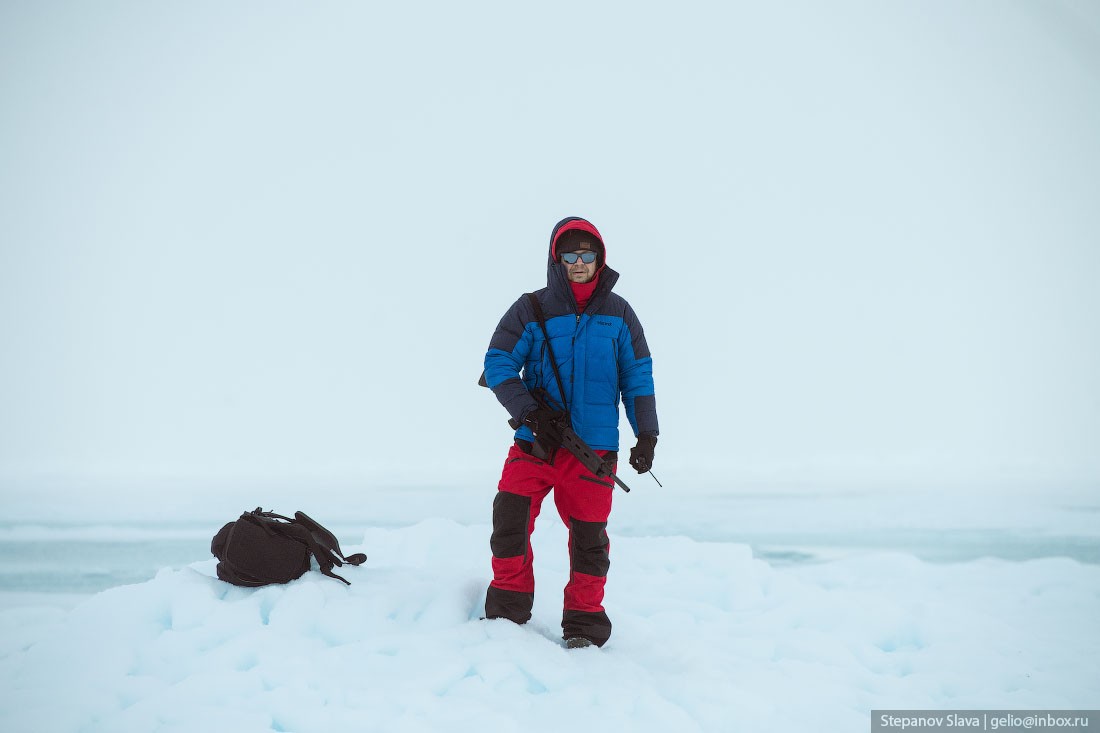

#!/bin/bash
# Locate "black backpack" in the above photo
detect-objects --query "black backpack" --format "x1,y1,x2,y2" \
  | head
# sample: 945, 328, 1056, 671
211, 508, 367, 587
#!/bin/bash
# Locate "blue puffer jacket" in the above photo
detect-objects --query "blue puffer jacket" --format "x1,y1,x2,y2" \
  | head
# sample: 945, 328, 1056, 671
483, 217, 659, 452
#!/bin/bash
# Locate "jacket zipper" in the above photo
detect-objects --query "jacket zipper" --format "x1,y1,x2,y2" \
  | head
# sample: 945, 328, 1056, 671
570, 314, 579, 397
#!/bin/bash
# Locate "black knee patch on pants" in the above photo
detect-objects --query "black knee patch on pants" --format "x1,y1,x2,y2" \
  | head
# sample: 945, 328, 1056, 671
562, 609, 612, 647
570, 518, 610, 577
491, 492, 531, 558
485, 586, 533, 625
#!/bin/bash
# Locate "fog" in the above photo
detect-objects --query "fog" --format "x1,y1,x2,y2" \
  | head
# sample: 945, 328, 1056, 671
2, 0, 1099, 505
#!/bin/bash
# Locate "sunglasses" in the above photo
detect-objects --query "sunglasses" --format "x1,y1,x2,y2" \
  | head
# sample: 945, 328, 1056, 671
561, 251, 598, 265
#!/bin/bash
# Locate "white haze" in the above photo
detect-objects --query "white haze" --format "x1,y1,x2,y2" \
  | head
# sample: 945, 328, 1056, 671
2, 1, 1099, 507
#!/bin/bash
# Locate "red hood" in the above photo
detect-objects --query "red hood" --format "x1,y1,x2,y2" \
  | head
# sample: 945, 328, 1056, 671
546, 216, 618, 309
549, 217, 606, 266
550, 216, 611, 286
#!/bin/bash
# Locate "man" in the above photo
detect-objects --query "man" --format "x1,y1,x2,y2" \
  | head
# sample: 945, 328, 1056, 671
481, 216, 659, 649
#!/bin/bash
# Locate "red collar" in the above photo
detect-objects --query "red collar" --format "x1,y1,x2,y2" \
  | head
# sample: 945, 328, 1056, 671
569, 275, 600, 312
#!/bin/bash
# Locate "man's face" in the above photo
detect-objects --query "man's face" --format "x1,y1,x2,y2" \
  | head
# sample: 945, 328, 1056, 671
561, 250, 598, 283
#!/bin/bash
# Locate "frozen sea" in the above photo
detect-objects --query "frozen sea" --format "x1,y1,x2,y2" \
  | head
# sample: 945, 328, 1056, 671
3, 483, 1098, 606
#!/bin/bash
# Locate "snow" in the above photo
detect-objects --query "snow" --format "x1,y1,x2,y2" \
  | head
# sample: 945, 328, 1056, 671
2, 490, 1098, 733
2, 0, 1099, 729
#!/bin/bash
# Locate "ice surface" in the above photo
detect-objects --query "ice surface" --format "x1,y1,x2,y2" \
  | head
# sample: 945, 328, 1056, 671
1, 511, 1098, 733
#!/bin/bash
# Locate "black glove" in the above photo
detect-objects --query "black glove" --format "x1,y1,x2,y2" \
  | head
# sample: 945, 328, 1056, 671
523, 405, 568, 458
522, 405, 567, 435
629, 434, 658, 474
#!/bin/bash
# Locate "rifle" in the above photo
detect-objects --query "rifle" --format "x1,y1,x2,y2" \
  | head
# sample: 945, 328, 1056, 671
508, 388, 632, 493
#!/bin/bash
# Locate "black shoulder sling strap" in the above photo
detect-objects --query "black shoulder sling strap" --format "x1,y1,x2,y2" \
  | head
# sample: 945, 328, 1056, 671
476, 292, 573, 408
526, 292, 570, 413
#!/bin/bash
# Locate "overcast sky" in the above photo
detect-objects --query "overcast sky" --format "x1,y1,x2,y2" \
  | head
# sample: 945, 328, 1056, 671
2, 0, 1098, 498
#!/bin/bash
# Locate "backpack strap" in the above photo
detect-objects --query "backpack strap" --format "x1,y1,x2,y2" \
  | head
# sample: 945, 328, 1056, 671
245, 508, 366, 585
296, 526, 353, 585
253, 508, 294, 523
294, 511, 367, 567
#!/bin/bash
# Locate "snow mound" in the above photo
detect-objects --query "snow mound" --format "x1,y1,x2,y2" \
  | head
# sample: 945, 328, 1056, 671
1, 519, 1097, 732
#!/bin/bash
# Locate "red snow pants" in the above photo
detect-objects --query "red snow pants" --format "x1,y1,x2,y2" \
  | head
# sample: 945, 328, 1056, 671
485, 441, 616, 647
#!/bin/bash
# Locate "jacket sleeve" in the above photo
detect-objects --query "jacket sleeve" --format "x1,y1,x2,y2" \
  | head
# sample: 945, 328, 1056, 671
618, 303, 659, 438
484, 295, 539, 424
